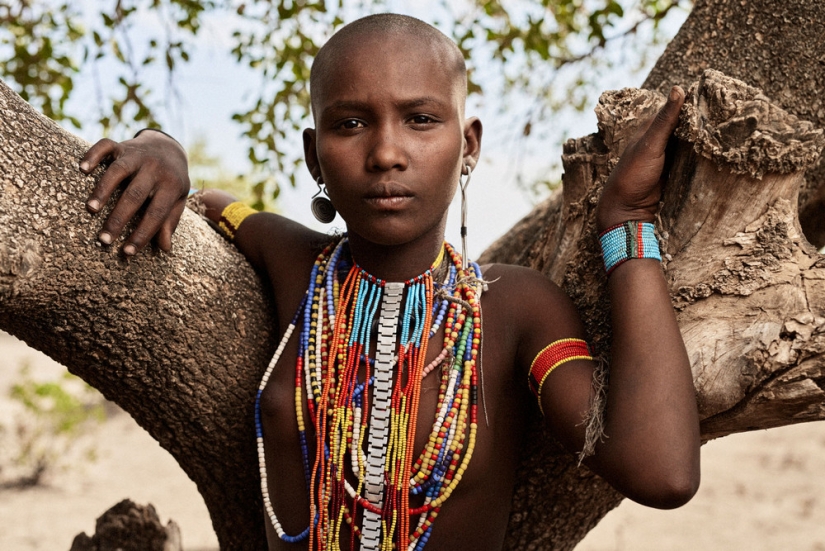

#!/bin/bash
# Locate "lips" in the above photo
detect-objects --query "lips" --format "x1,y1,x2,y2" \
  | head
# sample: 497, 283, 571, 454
364, 183, 413, 210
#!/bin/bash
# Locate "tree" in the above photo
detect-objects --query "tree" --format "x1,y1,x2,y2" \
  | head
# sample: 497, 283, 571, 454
0, 0, 687, 196
1, 1, 824, 550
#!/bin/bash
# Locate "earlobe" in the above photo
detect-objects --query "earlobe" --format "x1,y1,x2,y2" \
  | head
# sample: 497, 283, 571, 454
462, 117, 483, 171
303, 128, 321, 180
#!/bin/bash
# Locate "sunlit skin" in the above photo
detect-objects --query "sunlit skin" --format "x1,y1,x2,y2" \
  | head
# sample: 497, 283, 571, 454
303, 34, 480, 282
79, 16, 700, 551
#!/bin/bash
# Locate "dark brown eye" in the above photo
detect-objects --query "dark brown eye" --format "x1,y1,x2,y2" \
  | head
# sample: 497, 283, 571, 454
411, 115, 434, 124
340, 119, 364, 130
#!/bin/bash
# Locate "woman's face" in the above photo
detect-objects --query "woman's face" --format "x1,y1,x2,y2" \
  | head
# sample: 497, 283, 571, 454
304, 33, 481, 249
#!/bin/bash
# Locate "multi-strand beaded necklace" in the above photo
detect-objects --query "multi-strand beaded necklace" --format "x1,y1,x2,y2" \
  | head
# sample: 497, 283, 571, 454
255, 237, 483, 551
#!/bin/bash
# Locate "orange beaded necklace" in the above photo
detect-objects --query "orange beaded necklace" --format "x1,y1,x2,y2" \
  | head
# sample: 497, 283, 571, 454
255, 237, 483, 550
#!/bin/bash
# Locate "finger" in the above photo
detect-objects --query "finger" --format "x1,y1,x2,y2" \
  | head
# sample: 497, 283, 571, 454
80, 138, 119, 174
154, 199, 186, 253
122, 189, 182, 255
86, 154, 141, 214
658, 130, 680, 187
641, 86, 685, 155
156, 224, 173, 253
98, 169, 155, 246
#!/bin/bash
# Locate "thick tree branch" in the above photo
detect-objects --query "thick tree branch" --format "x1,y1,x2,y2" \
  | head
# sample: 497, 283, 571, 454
1, 70, 823, 551
0, 78, 273, 549
665, 71, 825, 438
493, 70, 824, 550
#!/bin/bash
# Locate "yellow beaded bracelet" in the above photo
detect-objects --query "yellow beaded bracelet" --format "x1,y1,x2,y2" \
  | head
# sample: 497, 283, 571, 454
218, 201, 257, 240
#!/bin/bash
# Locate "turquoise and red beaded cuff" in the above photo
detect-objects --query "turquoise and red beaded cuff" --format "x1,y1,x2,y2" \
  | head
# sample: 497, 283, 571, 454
598, 221, 661, 275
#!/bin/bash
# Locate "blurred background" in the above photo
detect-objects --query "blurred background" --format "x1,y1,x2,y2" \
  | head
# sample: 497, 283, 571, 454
1, 1, 825, 549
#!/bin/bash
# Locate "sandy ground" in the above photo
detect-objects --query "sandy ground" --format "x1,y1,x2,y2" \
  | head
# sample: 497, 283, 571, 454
2, 331, 825, 551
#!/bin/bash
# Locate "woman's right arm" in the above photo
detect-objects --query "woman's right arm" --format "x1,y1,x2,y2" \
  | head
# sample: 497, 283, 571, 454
80, 129, 322, 276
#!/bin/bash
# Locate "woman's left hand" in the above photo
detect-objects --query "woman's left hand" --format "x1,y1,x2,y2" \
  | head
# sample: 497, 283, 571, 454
595, 86, 685, 233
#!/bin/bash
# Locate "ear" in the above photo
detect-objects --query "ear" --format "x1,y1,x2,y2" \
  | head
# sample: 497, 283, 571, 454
462, 117, 483, 172
303, 128, 320, 180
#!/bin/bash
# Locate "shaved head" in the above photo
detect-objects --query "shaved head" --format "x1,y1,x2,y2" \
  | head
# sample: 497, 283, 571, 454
309, 14, 468, 119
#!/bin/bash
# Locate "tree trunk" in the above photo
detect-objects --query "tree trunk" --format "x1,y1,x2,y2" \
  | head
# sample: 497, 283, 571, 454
491, 70, 825, 550
0, 79, 275, 549
1, 7, 824, 550
489, 0, 825, 261
643, 0, 825, 249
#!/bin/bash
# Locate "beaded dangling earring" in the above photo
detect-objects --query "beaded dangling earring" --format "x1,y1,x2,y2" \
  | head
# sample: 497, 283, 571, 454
311, 176, 337, 223
459, 163, 472, 270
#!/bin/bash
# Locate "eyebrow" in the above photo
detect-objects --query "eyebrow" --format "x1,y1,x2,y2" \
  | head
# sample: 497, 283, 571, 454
394, 96, 450, 110
322, 96, 451, 117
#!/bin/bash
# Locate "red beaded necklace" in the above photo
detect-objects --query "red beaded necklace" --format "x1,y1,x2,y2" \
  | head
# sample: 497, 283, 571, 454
255, 237, 483, 550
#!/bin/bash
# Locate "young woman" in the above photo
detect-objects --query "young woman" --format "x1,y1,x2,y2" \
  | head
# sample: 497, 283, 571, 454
80, 14, 700, 551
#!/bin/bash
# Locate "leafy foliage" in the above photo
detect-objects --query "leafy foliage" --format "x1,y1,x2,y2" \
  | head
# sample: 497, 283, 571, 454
188, 134, 277, 210
0, 1, 83, 125
0, 363, 107, 488
0, 0, 688, 196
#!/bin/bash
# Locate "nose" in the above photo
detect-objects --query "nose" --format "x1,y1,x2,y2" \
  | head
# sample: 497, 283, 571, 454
366, 124, 408, 172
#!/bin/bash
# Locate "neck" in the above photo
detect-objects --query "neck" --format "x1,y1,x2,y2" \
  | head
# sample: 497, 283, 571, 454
346, 231, 447, 282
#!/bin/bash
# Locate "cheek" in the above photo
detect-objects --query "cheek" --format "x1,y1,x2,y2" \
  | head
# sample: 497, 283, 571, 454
421, 131, 465, 177
315, 141, 350, 179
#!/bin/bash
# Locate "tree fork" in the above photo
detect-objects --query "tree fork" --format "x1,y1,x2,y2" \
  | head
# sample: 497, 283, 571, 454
493, 70, 824, 550
0, 69, 822, 549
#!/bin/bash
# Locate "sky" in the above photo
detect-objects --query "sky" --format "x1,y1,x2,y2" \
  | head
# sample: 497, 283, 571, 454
61, 0, 688, 257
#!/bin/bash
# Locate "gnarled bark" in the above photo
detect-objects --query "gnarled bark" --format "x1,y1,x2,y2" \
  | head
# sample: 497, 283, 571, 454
491, 70, 825, 550
488, 0, 825, 259
643, 0, 825, 248
1, 68, 824, 551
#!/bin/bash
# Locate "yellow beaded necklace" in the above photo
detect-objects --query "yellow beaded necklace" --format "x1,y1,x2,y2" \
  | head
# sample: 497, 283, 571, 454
255, 237, 483, 550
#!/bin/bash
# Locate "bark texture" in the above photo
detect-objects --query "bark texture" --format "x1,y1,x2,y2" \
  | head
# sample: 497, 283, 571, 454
643, 0, 825, 248
69, 500, 182, 551
487, 0, 825, 261
491, 71, 825, 550
0, 78, 274, 549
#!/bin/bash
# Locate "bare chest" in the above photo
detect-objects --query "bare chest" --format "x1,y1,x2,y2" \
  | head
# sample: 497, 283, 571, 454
255, 250, 535, 550
256, 291, 528, 550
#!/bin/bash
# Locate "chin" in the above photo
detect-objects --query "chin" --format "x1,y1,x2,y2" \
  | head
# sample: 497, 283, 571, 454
346, 219, 443, 249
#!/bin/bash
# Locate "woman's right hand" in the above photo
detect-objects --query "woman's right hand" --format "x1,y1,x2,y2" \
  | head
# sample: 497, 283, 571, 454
80, 129, 190, 255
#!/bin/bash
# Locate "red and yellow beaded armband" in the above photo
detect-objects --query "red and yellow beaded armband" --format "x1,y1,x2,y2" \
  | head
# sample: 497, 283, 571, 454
218, 201, 257, 241
529, 338, 593, 409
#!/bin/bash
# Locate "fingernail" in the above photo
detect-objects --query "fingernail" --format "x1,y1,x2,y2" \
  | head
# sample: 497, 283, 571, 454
87, 199, 100, 212
123, 244, 136, 256
99, 232, 112, 245
669, 86, 680, 101
80, 161, 90, 172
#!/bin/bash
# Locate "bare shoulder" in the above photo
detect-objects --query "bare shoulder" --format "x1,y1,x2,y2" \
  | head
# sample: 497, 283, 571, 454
479, 263, 588, 372
479, 263, 580, 323
233, 212, 338, 296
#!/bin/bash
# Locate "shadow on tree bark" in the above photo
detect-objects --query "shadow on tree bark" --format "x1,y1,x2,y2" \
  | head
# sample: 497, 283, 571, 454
487, 69, 825, 550
2, 4, 825, 548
